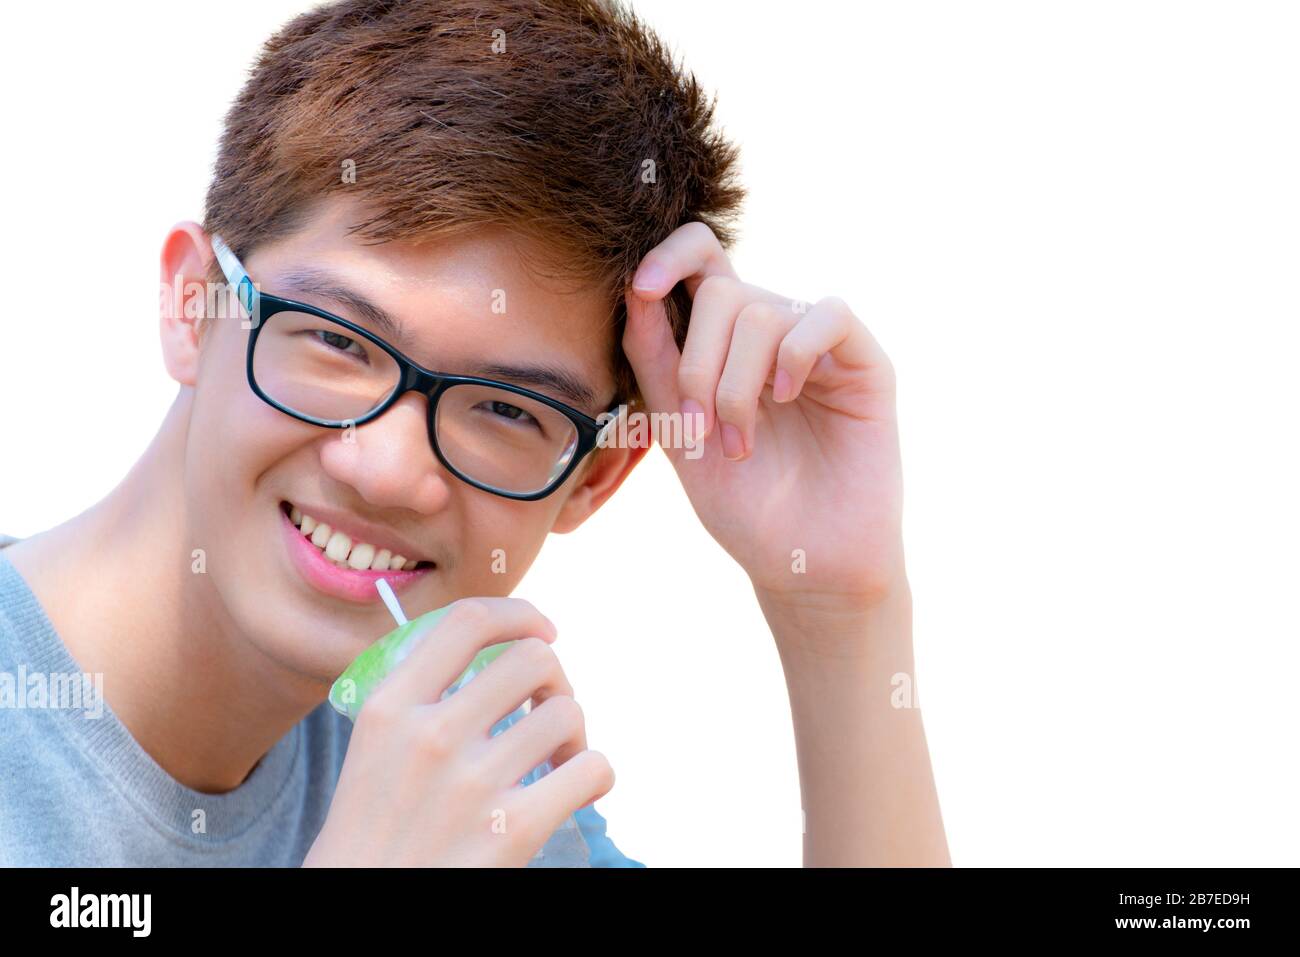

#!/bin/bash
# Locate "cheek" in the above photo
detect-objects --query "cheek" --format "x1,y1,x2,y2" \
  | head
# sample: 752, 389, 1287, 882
453, 501, 558, 595
185, 325, 316, 539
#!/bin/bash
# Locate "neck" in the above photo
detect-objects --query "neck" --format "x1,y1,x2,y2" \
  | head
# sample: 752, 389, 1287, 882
10, 386, 327, 793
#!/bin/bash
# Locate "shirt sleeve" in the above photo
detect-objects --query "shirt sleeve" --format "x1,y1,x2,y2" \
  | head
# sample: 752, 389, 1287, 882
573, 803, 646, 868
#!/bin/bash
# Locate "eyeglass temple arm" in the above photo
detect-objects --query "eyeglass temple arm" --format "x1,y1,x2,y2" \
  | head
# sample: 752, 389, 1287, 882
210, 234, 258, 316
593, 401, 633, 443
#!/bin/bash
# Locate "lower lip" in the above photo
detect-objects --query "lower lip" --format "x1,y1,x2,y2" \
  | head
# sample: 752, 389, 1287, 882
279, 505, 434, 603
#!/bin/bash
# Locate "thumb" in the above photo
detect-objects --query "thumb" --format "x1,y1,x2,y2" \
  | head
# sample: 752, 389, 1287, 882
621, 286, 683, 426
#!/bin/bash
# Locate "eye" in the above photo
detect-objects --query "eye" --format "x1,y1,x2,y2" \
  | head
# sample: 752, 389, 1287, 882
481, 399, 542, 429
312, 329, 367, 359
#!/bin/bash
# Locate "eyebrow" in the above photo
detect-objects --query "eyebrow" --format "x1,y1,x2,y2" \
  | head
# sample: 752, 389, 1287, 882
477, 362, 598, 413
272, 267, 601, 413
276, 267, 408, 342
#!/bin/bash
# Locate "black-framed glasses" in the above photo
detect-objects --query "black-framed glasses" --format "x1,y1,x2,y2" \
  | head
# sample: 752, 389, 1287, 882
210, 234, 624, 501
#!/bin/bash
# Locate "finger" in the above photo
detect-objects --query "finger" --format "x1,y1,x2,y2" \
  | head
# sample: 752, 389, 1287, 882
674, 274, 752, 440
376, 598, 558, 708
773, 296, 893, 402
485, 694, 588, 789
440, 634, 574, 735
714, 301, 801, 459
621, 286, 683, 436
631, 221, 739, 301
509, 749, 615, 839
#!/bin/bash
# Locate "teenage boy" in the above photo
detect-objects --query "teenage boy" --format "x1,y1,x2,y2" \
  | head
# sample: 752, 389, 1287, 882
0, 0, 948, 866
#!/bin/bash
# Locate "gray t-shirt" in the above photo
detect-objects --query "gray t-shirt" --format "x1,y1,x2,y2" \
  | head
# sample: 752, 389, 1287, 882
0, 538, 642, 867
0, 541, 349, 866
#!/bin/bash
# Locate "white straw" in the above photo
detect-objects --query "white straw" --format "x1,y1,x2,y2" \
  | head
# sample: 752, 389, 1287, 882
375, 578, 408, 626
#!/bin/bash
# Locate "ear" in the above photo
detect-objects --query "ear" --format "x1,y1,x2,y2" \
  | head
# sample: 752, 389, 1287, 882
159, 222, 215, 386
550, 439, 652, 534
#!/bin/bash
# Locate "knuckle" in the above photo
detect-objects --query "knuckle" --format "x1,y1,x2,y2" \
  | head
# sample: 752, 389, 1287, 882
694, 272, 734, 304
447, 598, 490, 628
736, 300, 779, 332
516, 634, 553, 665
816, 294, 854, 320
513, 599, 555, 636
513, 597, 543, 619
676, 360, 713, 393
638, 251, 670, 279
683, 220, 716, 243
713, 383, 751, 418
547, 693, 584, 731
355, 690, 401, 730
413, 710, 456, 760
778, 338, 814, 370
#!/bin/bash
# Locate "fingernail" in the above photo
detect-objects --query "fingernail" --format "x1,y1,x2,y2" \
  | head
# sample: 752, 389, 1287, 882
720, 422, 744, 460
680, 398, 707, 442
772, 368, 793, 402
633, 264, 667, 293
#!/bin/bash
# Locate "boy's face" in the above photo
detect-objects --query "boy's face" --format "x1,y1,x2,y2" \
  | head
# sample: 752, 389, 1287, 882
165, 197, 642, 687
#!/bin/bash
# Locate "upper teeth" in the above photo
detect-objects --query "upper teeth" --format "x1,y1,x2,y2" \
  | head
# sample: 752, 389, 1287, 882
288, 504, 420, 571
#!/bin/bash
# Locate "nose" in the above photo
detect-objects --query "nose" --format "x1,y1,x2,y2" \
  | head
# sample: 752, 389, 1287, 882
317, 391, 454, 513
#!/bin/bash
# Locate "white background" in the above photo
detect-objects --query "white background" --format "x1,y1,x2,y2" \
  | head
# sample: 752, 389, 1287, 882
2, 1, 1297, 866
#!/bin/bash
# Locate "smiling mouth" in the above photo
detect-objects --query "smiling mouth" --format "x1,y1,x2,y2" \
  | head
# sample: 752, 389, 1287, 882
279, 501, 435, 572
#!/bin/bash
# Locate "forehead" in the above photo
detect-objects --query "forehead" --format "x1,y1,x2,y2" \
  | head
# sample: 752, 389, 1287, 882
243, 198, 617, 413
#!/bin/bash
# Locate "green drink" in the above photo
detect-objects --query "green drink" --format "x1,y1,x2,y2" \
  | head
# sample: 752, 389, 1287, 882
326, 585, 592, 866
328, 605, 515, 721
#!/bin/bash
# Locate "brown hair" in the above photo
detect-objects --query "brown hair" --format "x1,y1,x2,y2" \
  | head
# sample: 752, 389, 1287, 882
202, 0, 746, 407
